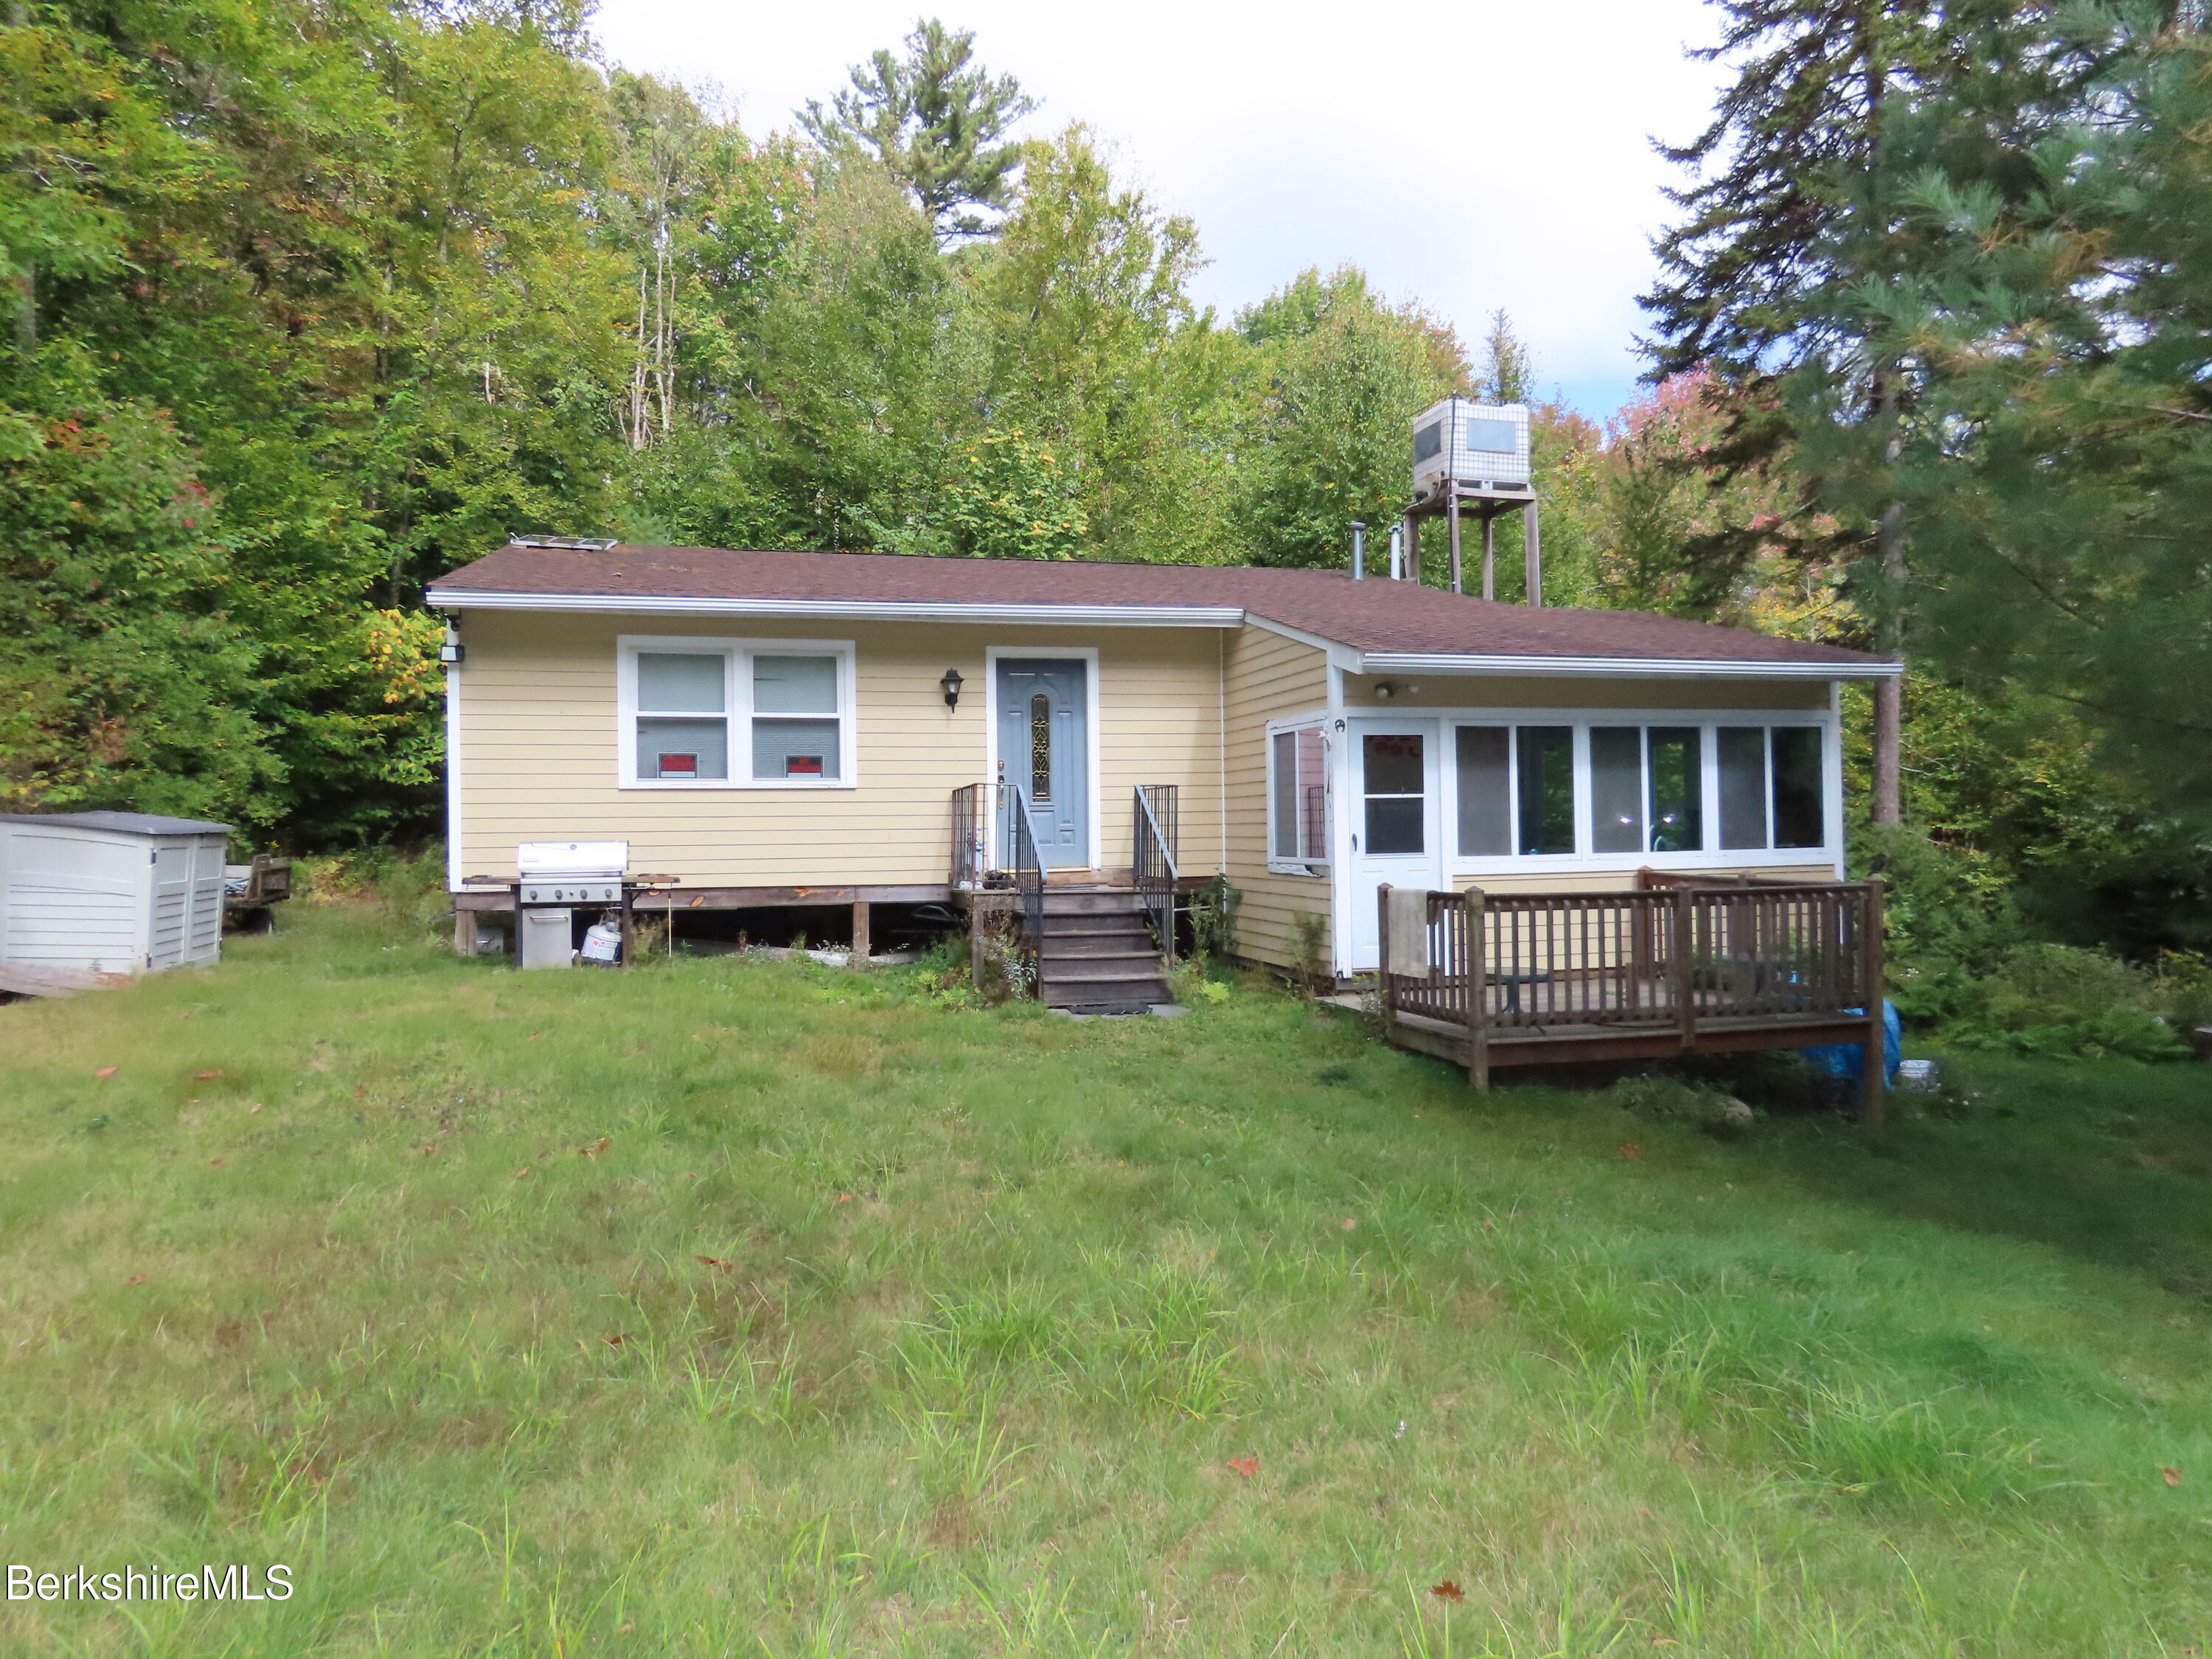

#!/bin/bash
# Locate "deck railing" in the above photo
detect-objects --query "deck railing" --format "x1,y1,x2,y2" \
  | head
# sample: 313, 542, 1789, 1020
1380, 880, 1884, 1093
1133, 784, 1179, 962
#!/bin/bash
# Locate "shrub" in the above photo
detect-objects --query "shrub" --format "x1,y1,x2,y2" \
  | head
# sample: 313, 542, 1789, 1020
1611, 1073, 1759, 1138
1948, 943, 2189, 1062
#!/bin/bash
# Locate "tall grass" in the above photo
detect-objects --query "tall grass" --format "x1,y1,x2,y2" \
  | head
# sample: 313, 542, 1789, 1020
0, 893, 2208, 1655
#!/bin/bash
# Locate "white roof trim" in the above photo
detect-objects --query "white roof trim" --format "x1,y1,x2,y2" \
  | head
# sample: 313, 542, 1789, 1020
1242, 613, 1364, 672
428, 589, 1245, 627
427, 588, 1893, 676
1357, 650, 1900, 680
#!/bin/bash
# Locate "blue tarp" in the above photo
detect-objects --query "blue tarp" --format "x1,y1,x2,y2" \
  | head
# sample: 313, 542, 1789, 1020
1801, 1001, 1903, 1082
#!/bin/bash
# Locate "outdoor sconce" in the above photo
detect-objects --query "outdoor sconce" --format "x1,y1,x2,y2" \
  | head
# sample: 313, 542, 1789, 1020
940, 667, 964, 709
1371, 681, 1419, 700
439, 625, 465, 666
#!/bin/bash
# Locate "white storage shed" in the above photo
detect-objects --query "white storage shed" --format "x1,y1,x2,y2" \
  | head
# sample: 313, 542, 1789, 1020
0, 811, 232, 974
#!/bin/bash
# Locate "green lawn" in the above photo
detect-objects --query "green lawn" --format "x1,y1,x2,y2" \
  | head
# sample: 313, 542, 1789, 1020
4, 895, 2211, 1658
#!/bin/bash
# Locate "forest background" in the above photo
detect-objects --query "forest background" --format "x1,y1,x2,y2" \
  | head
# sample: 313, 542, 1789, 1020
4, 0, 2210, 1009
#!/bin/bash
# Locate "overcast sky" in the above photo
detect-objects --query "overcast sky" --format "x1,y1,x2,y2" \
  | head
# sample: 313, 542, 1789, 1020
589, 0, 1731, 420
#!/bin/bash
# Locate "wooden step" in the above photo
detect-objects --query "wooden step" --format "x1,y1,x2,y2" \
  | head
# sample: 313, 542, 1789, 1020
1039, 890, 1143, 917
1047, 933, 1160, 959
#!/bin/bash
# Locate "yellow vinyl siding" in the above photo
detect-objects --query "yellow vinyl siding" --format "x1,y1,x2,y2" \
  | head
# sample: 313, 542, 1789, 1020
1222, 624, 1333, 974
451, 613, 1222, 889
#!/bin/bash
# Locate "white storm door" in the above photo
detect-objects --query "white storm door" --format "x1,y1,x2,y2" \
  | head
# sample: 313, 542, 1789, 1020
1346, 717, 1444, 972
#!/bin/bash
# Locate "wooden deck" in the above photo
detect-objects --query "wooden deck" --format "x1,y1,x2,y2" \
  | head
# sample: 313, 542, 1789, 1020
1371, 874, 1888, 1121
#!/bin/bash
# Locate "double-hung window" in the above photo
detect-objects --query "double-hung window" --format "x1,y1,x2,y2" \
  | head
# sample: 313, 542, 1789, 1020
621, 636, 855, 787
1268, 724, 1329, 869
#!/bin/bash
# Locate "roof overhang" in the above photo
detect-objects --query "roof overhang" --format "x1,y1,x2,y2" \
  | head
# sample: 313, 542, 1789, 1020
428, 590, 1245, 628
1355, 651, 1901, 680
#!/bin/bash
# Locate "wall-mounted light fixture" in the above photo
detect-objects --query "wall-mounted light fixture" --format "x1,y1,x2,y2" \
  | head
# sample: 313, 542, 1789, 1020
940, 667, 964, 709
439, 623, 465, 666
1371, 681, 1419, 701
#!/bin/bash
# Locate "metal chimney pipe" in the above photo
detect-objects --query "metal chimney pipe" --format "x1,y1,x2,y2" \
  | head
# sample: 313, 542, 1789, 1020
1388, 523, 1404, 580
1350, 520, 1366, 580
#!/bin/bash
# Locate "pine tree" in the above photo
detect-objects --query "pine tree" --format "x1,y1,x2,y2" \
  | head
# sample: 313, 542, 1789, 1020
1644, 0, 1952, 824
799, 19, 1036, 244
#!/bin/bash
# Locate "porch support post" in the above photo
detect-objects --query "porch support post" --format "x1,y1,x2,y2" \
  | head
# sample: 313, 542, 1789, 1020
1481, 511, 1495, 602
1377, 883, 1395, 1035
1523, 497, 1543, 607
1466, 888, 1489, 1091
969, 896, 986, 989
852, 899, 870, 969
1447, 493, 1464, 594
452, 906, 478, 958
1406, 514, 1421, 586
1861, 879, 1887, 1127
1672, 886, 1697, 1050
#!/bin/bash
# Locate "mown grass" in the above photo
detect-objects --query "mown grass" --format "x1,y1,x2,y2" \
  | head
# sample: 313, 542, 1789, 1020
1, 894, 2210, 1656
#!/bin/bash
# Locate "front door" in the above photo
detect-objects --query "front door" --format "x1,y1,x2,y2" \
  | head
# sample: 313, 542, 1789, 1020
996, 658, 1090, 869
1346, 718, 1443, 971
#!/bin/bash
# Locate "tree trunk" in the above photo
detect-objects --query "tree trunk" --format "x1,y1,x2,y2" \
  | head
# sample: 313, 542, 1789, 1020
1871, 487, 1906, 825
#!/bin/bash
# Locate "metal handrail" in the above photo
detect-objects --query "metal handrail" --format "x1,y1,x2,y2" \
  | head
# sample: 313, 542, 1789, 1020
1001, 782, 1046, 975
950, 783, 986, 889
1133, 785, 1179, 963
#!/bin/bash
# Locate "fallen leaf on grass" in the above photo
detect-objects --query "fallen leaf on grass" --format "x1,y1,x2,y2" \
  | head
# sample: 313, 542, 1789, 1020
527, 1032, 543, 1040
1430, 1580, 1465, 1602
512, 1166, 531, 1180
1618, 1143, 1644, 1160
836, 1192, 855, 1204
1341, 1217, 1358, 1231
603, 1333, 627, 1348
2163, 1466, 2183, 1486
1226, 1455, 1259, 1479
209, 1158, 224, 1169
696, 1255, 734, 1274
248, 1102, 262, 1114
94, 1067, 117, 1079
578, 1137, 610, 1160
195, 1070, 223, 1082
420, 1142, 438, 1155
124, 1275, 146, 1287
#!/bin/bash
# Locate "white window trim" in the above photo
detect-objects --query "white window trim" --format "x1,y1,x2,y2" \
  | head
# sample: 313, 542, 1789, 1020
1422, 705, 1840, 877
616, 634, 858, 790
1265, 714, 1331, 877
982, 646, 1102, 869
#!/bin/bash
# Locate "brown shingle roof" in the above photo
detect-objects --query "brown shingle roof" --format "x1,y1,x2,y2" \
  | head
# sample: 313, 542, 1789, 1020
429, 543, 1891, 672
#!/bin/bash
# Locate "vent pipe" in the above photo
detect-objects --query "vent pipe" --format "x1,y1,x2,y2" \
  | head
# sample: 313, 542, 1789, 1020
1388, 524, 1404, 580
1350, 520, 1366, 580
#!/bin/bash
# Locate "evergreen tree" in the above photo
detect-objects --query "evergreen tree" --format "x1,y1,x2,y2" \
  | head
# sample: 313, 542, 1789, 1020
1644, 0, 1952, 823
799, 19, 1036, 243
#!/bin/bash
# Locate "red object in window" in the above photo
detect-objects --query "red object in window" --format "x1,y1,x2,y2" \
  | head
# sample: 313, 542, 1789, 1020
785, 754, 824, 776
659, 753, 698, 778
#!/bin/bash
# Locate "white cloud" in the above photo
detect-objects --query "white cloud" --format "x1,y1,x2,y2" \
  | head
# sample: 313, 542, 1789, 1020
589, 0, 1728, 417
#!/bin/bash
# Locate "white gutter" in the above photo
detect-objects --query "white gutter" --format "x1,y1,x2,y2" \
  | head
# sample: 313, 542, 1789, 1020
1356, 650, 1901, 680
428, 588, 1244, 628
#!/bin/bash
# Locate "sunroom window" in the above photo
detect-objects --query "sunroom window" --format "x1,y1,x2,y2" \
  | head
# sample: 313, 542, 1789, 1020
1591, 726, 1704, 854
1717, 726, 1825, 849
1455, 725, 1577, 856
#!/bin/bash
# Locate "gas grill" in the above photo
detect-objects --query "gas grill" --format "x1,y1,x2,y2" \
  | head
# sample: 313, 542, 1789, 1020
463, 843, 675, 968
